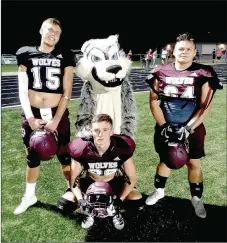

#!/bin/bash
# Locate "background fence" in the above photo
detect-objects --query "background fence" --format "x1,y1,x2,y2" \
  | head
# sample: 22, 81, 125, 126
1, 64, 227, 108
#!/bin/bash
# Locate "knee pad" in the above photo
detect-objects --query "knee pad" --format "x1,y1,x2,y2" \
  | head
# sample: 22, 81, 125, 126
27, 153, 40, 168
57, 197, 78, 214
57, 153, 71, 166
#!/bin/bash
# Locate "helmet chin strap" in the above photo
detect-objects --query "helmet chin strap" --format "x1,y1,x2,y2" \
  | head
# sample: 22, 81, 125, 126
73, 168, 86, 188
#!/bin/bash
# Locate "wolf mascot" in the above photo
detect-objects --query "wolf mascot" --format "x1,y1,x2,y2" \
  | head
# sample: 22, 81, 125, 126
75, 35, 137, 138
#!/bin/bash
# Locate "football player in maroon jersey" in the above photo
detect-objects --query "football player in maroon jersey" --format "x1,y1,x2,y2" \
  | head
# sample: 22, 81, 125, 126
145, 33, 223, 218
58, 114, 143, 230
14, 18, 75, 215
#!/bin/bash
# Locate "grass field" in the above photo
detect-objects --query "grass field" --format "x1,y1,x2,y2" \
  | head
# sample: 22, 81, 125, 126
2, 87, 226, 242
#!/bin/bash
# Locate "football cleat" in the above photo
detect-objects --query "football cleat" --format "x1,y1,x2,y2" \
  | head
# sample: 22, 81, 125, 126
14, 194, 37, 215
145, 188, 165, 205
81, 215, 94, 229
112, 213, 125, 230
191, 196, 207, 218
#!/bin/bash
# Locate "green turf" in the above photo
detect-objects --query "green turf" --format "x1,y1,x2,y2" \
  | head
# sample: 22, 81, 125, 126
1, 64, 18, 73
1, 87, 226, 242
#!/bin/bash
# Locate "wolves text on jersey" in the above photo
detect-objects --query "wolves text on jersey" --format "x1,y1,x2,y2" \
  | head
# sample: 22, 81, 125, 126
166, 77, 194, 85
88, 162, 118, 169
31, 58, 61, 67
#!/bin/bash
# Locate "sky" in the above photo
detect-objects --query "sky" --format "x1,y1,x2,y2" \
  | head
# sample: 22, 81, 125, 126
2, 0, 227, 54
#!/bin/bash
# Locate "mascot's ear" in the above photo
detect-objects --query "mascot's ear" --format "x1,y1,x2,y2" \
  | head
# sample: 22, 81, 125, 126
81, 39, 95, 54
107, 34, 119, 45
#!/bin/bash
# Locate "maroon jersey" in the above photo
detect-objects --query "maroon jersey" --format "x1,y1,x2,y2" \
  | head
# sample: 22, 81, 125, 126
16, 46, 75, 94
146, 63, 222, 125
68, 135, 135, 176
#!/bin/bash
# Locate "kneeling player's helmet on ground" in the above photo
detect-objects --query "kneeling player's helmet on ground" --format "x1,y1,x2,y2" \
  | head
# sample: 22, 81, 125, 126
84, 182, 114, 218
163, 142, 189, 169
29, 130, 58, 161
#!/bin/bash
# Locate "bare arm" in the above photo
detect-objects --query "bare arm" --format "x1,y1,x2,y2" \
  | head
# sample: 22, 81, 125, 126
187, 82, 213, 130
18, 65, 47, 130
45, 66, 74, 132
149, 79, 166, 126
119, 157, 137, 201
70, 159, 83, 201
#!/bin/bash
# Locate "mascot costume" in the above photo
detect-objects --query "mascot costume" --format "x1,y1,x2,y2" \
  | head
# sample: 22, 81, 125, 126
75, 34, 137, 138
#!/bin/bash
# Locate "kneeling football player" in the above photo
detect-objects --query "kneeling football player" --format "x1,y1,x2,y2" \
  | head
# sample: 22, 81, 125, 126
58, 114, 143, 230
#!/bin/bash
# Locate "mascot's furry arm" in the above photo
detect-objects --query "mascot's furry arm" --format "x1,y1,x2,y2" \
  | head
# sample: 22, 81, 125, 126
75, 82, 96, 138
120, 76, 137, 138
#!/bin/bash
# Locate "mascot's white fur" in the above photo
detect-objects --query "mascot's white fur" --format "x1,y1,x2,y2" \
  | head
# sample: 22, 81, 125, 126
75, 35, 137, 138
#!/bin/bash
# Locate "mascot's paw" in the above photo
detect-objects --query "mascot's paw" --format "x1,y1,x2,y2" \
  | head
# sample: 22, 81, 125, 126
76, 130, 92, 140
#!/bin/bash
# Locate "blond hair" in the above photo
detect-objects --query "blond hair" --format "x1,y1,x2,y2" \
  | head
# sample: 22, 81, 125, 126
41, 18, 62, 30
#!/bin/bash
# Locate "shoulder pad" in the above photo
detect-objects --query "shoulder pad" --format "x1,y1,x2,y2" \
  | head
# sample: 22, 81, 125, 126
145, 65, 162, 85
16, 46, 29, 56
201, 65, 216, 77
68, 138, 88, 159
116, 135, 136, 155
200, 65, 223, 90
150, 64, 163, 74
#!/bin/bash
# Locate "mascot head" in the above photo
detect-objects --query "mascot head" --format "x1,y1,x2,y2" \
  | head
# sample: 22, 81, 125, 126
75, 34, 132, 92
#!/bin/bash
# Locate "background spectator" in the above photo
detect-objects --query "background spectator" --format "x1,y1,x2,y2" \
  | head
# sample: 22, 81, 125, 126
216, 49, 222, 62
127, 50, 132, 60
212, 49, 216, 63
146, 49, 152, 69
195, 50, 200, 63
161, 48, 167, 64
152, 48, 158, 66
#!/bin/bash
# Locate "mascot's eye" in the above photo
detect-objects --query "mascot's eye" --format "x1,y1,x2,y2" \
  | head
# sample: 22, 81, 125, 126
91, 55, 101, 62
111, 53, 118, 60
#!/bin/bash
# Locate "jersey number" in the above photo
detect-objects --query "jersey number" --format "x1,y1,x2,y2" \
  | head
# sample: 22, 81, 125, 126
31, 67, 60, 90
164, 85, 194, 98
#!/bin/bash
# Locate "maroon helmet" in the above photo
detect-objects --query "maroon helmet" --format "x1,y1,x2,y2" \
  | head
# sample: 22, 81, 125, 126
29, 130, 58, 161
163, 142, 189, 169
84, 182, 114, 218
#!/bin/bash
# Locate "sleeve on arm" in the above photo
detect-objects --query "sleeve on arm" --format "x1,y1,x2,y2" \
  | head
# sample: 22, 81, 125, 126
145, 64, 162, 88
201, 65, 223, 90
120, 135, 136, 162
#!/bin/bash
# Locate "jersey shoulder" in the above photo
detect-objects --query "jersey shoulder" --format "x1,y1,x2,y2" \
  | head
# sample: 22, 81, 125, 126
190, 63, 223, 90
16, 46, 36, 56
112, 134, 136, 155
151, 63, 173, 74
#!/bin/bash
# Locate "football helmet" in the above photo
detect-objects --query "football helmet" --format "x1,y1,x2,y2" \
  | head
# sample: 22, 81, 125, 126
163, 141, 189, 169
29, 129, 58, 161
84, 182, 115, 218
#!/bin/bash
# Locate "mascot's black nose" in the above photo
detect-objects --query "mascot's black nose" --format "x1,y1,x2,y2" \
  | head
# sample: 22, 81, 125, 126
106, 65, 122, 74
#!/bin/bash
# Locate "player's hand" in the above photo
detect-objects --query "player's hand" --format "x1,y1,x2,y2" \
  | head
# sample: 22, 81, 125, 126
78, 199, 87, 213
28, 117, 47, 130
160, 123, 173, 143
44, 119, 59, 133
172, 125, 193, 142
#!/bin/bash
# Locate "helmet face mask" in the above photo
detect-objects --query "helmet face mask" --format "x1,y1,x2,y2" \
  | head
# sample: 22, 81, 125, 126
84, 182, 115, 218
